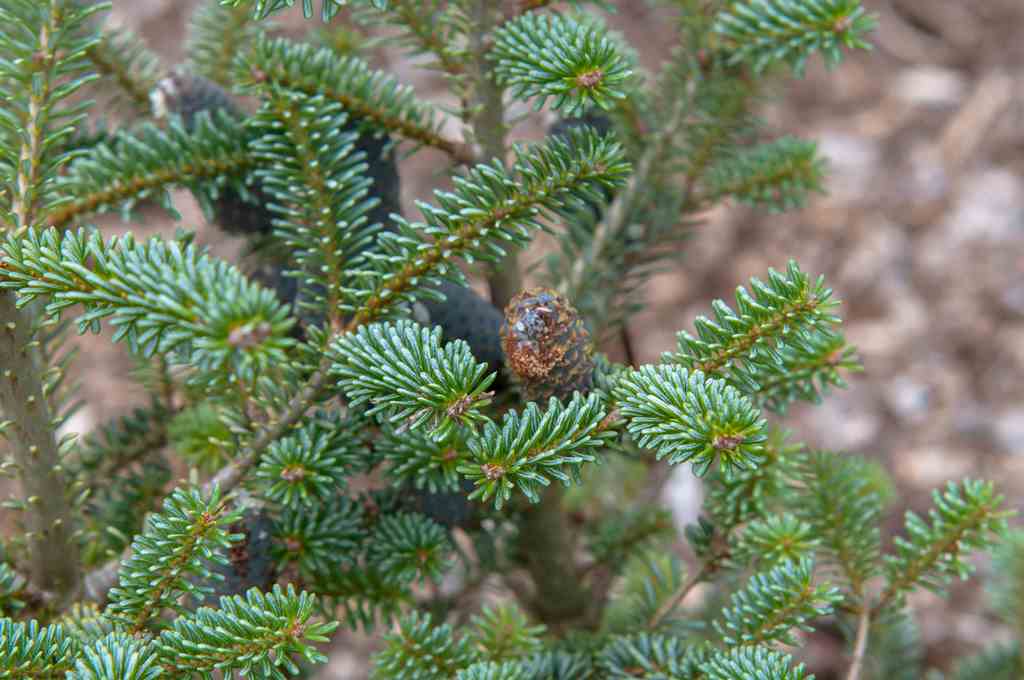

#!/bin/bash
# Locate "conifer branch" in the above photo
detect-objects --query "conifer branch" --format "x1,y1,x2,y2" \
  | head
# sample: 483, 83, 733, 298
468, 0, 519, 309
354, 1, 467, 77
71, 632, 161, 680
0, 619, 79, 679
0, 228, 294, 380
703, 137, 826, 211
45, 112, 255, 228
0, 295, 81, 604
237, 36, 473, 162
461, 393, 615, 509
715, 557, 841, 647
85, 28, 161, 117
648, 564, 709, 629
560, 94, 686, 299
330, 320, 496, 439
490, 12, 632, 117
105, 486, 241, 633
84, 361, 333, 603
665, 261, 858, 413
713, 0, 877, 75
186, 1, 261, 87
0, 0, 108, 605
845, 604, 871, 680
155, 585, 338, 676
346, 127, 628, 327
613, 365, 768, 476
250, 90, 379, 327
877, 479, 1010, 611
702, 647, 812, 680
225, 0, 384, 22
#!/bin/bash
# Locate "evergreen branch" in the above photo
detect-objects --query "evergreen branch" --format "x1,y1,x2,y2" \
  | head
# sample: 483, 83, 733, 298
377, 426, 465, 493
665, 261, 856, 412
85, 28, 161, 117
346, 126, 628, 327
0, 0, 105, 229
366, 513, 452, 585
666, 260, 838, 376
254, 416, 364, 509
316, 565, 410, 631
459, 393, 615, 509
69, 632, 161, 680
353, 1, 467, 77
250, 90, 379, 327
236, 36, 471, 162
601, 553, 684, 633
105, 486, 242, 632
0, 563, 26, 616
559, 94, 686, 300
186, 1, 262, 87
598, 633, 692, 679
989, 530, 1024, 640
468, 0, 517, 309
713, 0, 876, 75
457, 661, 525, 680
879, 478, 1011, 609
45, 112, 254, 228
730, 514, 819, 569
747, 328, 859, 413
273, 496, 365, 580
792, 451, 881, 598
58, 602, 115, 643
0, 294, 81, 601
714, 557, 841, 647
466, 604, 545, 663
0, 227, 295, 381
701, 646, 811, 680
155, 584, 338, 678
948, 643, 1022, 680
330, 320, 495, 439
844, 604, 870, 680
0, 619, 79, 680
703, 137, 826, 212
82, 358, 335, 603
223, 0, 386, 21
647, 563, 706, 629
704, 428, 795, 530
374, 611, 475, 679
491, 12, 632, 117
74, 402, 173, 481
612, 365, 767, 476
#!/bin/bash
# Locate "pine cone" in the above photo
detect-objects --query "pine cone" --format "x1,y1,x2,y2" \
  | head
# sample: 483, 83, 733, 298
501, 288, 594, 402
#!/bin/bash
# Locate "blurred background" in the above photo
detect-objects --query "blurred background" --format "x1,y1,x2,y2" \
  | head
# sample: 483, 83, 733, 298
37, 0, 1024, 675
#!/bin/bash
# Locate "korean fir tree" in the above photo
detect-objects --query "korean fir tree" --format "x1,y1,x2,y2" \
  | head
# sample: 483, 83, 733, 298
0, 1, 1013, 679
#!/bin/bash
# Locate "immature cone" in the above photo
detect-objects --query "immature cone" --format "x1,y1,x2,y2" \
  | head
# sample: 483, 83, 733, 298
501, 288, 594, 402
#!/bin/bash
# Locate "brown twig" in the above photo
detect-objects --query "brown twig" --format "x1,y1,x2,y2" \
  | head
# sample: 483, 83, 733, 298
845, 604, 871, 680
648, 564, 708, 629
